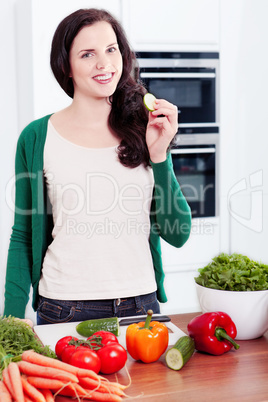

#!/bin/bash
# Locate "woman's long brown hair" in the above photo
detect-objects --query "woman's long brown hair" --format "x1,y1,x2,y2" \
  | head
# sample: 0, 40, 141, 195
50, 8, 150, 167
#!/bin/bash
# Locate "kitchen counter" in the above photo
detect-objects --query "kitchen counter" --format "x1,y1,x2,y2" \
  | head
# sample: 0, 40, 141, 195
56, 312, 268, 402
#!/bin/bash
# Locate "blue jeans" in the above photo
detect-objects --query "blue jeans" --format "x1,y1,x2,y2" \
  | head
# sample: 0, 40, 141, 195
36, 291, 160, 325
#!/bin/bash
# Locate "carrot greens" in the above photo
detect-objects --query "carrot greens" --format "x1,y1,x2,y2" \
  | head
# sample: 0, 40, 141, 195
0, 316, 56, 377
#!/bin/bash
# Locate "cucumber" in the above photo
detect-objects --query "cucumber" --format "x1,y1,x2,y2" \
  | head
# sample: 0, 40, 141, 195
76, 317, 120, 337
143, 93, 156, 111
165, 336, 195, 370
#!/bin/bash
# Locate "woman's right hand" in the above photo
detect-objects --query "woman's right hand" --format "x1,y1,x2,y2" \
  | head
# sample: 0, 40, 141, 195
145, 98, 179, 163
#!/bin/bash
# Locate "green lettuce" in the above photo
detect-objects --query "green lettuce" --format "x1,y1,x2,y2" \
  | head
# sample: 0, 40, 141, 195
195, 253, 268, 291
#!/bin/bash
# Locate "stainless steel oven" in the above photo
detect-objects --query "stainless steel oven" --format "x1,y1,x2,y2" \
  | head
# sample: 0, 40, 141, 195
136, 52, 220, 218
171, 133, 219, 218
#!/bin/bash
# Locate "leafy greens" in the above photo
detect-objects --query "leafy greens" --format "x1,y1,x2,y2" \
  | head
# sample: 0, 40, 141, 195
0, 315, 56, 377
195, 253, 268, 291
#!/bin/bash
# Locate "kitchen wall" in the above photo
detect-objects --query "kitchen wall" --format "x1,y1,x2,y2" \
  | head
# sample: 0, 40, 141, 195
0, 0, 20, 315
1, 0, 268, 321
219, 0, 268, 262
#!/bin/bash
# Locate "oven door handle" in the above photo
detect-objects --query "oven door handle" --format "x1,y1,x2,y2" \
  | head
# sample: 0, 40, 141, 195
140, 72, 216, 79
171, 148, 215, 154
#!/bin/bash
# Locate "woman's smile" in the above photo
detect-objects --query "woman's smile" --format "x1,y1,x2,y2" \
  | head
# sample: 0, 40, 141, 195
93, 72, 114, 83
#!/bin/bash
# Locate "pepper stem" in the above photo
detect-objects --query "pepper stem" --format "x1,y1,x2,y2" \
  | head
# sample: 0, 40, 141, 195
144, 310, 153, 329
215, 328, 240, 350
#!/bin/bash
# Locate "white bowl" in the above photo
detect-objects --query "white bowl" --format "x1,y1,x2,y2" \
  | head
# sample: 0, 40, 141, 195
196, 283, 268, 340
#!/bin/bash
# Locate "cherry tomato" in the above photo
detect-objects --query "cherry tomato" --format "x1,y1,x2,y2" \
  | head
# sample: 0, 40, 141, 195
55, 336, 78, 359
69, 347, 101, 373
61, 345, 77, 363
97, 343, 127, 374
87, 331, 119, 350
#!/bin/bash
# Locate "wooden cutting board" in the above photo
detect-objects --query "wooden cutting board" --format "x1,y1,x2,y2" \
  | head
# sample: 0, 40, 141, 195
34, 319, 186, 351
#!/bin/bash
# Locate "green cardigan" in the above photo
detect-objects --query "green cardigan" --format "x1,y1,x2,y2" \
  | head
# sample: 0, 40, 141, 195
4, 115, 192, 318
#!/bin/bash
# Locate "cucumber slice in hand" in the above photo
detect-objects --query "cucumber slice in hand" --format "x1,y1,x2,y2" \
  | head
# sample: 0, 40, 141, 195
143, 93, 157, 111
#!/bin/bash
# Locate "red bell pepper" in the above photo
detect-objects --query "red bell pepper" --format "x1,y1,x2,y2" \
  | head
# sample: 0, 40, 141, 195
187, 311, 240, 355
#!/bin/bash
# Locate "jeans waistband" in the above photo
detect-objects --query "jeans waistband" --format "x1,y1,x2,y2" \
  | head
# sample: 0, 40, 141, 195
112, 294, 145, 314
39, 291, 156, 312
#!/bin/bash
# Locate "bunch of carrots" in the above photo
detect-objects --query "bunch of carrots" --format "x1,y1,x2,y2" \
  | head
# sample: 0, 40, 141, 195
0, 350, 129, 401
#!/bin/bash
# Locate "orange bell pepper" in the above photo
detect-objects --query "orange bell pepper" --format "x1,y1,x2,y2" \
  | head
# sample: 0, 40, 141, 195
126, 310, 169, 363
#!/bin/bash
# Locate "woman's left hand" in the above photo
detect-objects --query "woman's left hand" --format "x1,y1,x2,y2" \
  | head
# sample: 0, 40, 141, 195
16, 318, 34, 328
145, 99, 178, 163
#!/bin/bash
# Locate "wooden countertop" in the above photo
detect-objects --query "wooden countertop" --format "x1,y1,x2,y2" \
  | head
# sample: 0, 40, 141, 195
56, 312, 268, 402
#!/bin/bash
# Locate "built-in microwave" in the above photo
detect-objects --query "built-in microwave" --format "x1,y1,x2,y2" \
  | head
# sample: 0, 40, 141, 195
136, 51, 219, 129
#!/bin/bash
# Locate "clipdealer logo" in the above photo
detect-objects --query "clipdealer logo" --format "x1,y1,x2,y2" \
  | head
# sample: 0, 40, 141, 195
227, 170, 263, 233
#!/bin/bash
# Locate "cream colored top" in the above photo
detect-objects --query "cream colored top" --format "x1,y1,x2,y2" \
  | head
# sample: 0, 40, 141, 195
39, 120, 157, 300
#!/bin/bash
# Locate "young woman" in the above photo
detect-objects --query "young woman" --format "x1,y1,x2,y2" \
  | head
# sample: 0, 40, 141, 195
4, 8, 191, 324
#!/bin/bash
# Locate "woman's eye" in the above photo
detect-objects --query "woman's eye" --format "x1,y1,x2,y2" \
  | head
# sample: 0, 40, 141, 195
82, 52, 93, 59
107, 47, 116, 53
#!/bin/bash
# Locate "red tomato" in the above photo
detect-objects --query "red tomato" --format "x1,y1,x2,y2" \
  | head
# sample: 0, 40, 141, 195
87, 331, 118, 350
97, 343, 127, 374
61, 345, 77, 363
55, 336, 78, 359
69, 347, 101, 373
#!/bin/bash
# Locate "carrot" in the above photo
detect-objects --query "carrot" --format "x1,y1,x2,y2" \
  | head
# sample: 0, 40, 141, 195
76, 367, 105, 381
0, 380, 12, 402
17, 360, 78, 383
7, 362, 24, 402
99, 384, 126, 397
40, 389, 55, 402
56, 382, 88, 397
27, 376, 68, 390
22, 350, 99, 380
69, 382, 88, 396
21, 375, 46, 402
2, 367, 15, 399
55, 387, 77, 397
22, 350, 78, 373
24, 396, 35, 402
107, 380, 128, 390
78, 377, 125, 396
82, 389, 123, 401
57, 384, 123, 401
78, 376, 101, 392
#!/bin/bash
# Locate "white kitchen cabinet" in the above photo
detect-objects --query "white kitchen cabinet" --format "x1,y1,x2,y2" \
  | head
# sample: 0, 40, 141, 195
159, 218, 220, 314
122, 0, 220, 51
161, 217, 220, 268
160, 268, 201, 315
228, 193, 268, 263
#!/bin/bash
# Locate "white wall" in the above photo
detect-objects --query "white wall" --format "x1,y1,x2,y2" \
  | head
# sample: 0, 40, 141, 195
219, 0, 268, 261
0, 1, 19, 315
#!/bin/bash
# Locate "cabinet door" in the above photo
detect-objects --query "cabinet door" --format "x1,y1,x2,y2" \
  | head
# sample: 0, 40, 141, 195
122, 0, 219, 51
229, 192, 268, 262
161, 218, 220, 267
160, 269, 201, 314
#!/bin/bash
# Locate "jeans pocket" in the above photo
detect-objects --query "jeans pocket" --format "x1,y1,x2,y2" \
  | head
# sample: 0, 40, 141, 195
37, 298, 76, 325
139, 293, 160, 315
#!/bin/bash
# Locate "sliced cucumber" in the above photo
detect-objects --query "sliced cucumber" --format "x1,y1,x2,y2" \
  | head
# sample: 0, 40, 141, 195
143, 93, 156, 111
76, 317, 120, 337
165, 336, 195, 370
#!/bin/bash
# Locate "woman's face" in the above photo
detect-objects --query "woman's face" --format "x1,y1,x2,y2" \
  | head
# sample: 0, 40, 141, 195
69, 21, 123, 100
